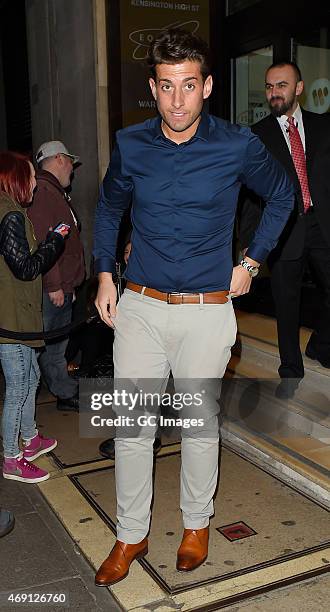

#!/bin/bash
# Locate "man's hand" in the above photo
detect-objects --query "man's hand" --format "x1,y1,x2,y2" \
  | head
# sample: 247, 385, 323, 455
95, 273, 118, 328
49, 289, 65, 307
230, 266, 252, 297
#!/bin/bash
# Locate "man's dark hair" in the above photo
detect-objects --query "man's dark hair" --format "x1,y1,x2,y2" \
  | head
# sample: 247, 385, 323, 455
147, 29, 212, 81
266, 61, 302, 83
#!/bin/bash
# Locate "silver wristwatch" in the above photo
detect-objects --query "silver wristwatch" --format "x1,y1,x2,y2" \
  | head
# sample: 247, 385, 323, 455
239, 258, 259, 278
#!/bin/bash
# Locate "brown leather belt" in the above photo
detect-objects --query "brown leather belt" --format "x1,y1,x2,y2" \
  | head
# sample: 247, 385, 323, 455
126, 282, 229, 304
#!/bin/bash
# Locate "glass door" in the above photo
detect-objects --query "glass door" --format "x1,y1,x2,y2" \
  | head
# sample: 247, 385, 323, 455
293, 29, 330, 115
231, 46, 273, 126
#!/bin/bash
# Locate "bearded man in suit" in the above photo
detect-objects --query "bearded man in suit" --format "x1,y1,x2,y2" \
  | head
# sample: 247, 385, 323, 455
240, 61, 330, 398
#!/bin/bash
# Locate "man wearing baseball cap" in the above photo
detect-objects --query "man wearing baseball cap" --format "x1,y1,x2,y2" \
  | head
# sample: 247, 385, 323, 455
35, 141, 80, 166
28, 141, 85, 411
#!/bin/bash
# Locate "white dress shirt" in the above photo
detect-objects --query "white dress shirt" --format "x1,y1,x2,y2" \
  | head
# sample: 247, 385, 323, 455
276, 104, 305, 152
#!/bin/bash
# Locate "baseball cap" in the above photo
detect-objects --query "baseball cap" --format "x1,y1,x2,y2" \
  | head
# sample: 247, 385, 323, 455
36, 141, 80, 165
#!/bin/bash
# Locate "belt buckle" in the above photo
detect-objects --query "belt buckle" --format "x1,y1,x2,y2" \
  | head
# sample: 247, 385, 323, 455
167, 292, 180, 304
167, 292, 193, 304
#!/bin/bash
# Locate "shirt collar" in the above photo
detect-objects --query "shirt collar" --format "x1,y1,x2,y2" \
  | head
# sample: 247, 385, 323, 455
194, 112, 210, 141
277, 103, 302, 128
151, 115, 163, 141
152, 112, 210, 143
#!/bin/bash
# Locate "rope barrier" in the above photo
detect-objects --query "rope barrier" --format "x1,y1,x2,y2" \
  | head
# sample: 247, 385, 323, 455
0, 264, 124, 342
0, 314, 99, 341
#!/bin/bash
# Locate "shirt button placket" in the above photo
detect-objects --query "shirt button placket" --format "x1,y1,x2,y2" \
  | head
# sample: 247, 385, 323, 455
173, 145, 185, 288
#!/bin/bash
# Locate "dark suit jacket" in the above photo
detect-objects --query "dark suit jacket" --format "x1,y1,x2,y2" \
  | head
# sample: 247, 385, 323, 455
240, 109, 330, 260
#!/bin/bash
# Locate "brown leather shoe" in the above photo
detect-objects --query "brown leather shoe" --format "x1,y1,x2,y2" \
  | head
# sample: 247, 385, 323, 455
176, 527, 209, 572
95, 538, 148, 586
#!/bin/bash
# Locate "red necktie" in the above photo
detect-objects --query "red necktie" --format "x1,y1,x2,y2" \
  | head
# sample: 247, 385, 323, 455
287, 116, 311, 213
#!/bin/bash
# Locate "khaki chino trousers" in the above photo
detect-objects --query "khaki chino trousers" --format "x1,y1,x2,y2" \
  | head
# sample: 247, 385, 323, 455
113, 289, 237, 544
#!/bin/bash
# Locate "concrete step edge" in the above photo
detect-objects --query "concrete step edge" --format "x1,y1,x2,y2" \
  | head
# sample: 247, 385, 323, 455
226, 363, 330, 426
222, 425, 330, 509
235, 332, 330, 379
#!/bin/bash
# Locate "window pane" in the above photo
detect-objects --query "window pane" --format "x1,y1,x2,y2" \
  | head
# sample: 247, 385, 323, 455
295, 39, 330, 114
233, 46, 273, 126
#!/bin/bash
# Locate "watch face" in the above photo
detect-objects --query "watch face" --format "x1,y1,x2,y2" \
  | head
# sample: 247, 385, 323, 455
250, 267, 259, 278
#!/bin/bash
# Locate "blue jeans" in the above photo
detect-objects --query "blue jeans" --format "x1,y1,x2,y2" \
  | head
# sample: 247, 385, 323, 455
0, 344, 39, 458
39, 292, 77, 399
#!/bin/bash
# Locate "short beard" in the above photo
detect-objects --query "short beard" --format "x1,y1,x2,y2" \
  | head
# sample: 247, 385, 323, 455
268, 93, 296, 117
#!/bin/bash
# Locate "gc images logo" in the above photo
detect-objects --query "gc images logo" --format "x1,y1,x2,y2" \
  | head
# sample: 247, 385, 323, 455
129, 20, 199, 60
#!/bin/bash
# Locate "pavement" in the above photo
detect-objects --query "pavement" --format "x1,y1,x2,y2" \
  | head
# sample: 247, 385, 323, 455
0, 477, 121, 612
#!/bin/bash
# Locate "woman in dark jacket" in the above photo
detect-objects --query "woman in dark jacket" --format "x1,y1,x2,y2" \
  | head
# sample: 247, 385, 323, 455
0, 151, 66, 484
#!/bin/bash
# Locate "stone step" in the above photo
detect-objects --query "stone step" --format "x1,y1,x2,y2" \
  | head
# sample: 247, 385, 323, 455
222, 374, 330, 444
228, 349, 330, 419
221, 423, 330, 508
225, 312, 330, 441
221, 312, 330, 504
235, 310, 330, 381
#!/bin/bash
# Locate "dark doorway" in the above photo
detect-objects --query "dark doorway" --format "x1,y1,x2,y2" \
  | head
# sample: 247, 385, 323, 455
0, 0, 32, 153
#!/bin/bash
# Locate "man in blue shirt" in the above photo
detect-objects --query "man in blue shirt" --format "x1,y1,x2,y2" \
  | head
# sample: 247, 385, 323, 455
93, 29, 294, 587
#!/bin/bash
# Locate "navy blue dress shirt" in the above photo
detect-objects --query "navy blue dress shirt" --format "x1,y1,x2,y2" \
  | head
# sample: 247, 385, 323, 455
93, 113, 294, 292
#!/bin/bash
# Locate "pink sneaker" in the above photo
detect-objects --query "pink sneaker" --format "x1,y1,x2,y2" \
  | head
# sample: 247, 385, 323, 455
3, 456, 49, 483
22, 433, 57, 461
